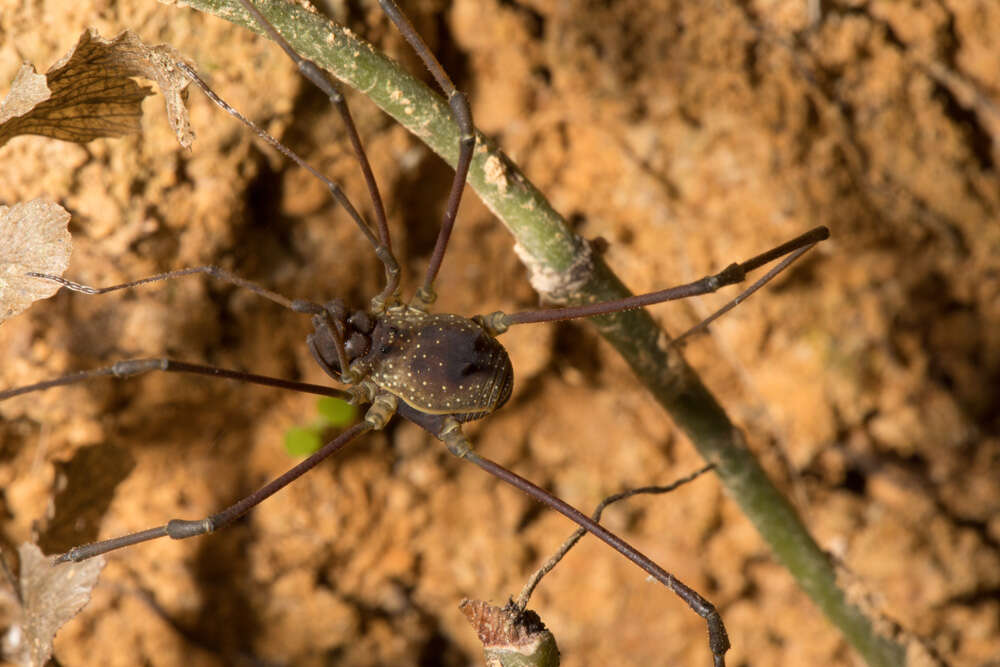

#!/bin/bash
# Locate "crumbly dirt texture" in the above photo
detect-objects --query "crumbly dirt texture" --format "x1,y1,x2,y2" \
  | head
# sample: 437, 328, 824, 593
1, 0, 998, 665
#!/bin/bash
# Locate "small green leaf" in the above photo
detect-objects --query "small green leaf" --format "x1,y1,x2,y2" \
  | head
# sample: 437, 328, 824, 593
284, 426, 321, 456
317, 397, 356, 427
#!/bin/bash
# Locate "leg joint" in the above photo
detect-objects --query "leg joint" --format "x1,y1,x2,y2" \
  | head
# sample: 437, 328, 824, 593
440, 418, 471, 458
112, 359, 167, 377
166, 518, 215, 540
448, 90, 473, 134
364, 391, 398, 430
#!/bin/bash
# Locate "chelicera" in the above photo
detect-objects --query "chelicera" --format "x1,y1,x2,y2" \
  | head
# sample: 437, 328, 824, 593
0, 1, 831, 664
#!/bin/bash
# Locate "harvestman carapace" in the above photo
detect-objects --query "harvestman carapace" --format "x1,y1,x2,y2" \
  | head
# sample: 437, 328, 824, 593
1, 1, 830, 664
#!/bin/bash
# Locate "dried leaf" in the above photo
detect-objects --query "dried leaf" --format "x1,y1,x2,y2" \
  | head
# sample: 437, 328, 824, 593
0, 199, 72, 324
3, 544, 104, 667
0, 28, 193, 148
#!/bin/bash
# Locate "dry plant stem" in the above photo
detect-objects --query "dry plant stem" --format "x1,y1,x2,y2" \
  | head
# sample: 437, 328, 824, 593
174, 1, 906, 665
460, 600, 560, 667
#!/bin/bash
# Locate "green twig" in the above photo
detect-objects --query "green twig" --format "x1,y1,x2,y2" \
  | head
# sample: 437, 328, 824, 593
172, 1, 907, 665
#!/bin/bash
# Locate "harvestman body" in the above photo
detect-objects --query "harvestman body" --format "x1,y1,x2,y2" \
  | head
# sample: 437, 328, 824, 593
1, 1, 831, 664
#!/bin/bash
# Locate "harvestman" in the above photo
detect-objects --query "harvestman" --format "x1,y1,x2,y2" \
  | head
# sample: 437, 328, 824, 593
1, 1, 830, 664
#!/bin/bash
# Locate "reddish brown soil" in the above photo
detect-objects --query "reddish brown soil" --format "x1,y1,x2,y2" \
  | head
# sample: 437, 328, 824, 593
1, 1, 998, 665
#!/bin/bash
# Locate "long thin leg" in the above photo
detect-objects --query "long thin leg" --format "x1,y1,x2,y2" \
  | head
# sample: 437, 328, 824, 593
176, 60, 401, 310
56, 422, 372, 562
377, 0, 476, 305
29, 265, 298, 310
233, 0, 391, 249
0, 358, 352, 402
461, 450, 729, 666
9, 271, 354, 398
232, 0, 400, 307
669, 243, 814, 346
516, 463, 716, 610
438, 422, 729, 665
496, 226, 829, 328
39, 268, 358, 390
